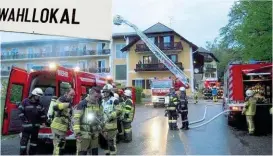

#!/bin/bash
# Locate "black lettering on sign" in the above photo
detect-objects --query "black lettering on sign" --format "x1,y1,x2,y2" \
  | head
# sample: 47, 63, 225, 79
8, 8, 15, 21
49, 8, 59, 23
72, 9, 80, 24
60, 9, 69, 24
25, 8, 31, 22
40, 8, 49, 23
16, 8, 25, 22
0, 8, 9, 21
0, 8, 80, 24
32, 8, 39, 23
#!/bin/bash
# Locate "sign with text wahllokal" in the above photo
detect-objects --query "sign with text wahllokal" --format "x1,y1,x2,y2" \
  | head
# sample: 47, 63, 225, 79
0, 0, 112, 40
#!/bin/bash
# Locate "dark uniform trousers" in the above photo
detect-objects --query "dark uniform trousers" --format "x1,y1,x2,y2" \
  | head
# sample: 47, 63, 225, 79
20, 126, 40, 155
179, 101, 189, 129
168, 110, 178, 129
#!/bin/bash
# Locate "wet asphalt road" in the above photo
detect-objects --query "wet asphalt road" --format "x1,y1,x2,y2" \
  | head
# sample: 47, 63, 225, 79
1, 100, 272, 155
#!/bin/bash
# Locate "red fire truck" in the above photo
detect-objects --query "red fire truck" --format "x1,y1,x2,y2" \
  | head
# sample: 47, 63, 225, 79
151, 77, 186, 108
223, 61, 272, 125
2, 64, 136, 144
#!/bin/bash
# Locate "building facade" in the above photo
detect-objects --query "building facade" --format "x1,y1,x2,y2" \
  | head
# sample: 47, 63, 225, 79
117, 23, 198, 95
1, 39, 111, 79
193, 47, 219, 89
1, 23, 218, 95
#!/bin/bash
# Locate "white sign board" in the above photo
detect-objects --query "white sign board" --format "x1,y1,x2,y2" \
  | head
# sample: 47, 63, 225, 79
0, 0, 112, 41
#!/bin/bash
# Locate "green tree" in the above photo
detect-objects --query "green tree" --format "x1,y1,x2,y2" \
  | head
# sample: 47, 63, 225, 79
1, 80, 8, 99
220, 1, 272, 61
206, 1, 272, 79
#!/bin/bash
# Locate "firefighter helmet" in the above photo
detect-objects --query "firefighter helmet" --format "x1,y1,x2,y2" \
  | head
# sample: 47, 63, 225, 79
179, 87, 186, 92
246, 89, 254, 97
114, 93, 119, 99
103, 84, 113, 91
31, 88, 44, 97
124, 90, 132, 97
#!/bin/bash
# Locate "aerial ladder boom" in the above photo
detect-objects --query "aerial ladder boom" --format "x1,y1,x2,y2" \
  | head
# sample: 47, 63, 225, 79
113, 15, 190, 88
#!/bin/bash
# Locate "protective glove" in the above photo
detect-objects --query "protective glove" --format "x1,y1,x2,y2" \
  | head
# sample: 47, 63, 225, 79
75, 132, 82, 140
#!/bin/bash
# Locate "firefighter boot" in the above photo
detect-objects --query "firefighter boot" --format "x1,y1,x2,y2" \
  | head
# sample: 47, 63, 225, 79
92, 148, 99, 155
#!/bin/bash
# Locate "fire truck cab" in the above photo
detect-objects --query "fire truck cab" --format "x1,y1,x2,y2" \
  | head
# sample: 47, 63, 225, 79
151, 78, 171, 108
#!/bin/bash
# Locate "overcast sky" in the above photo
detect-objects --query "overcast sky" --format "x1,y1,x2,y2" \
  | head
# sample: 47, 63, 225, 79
0, 0, 236, 48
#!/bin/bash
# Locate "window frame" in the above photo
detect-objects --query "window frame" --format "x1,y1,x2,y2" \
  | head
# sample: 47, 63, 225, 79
9, 83, 24, 104
115, 65, 127, 80
167, 54, 178, 63
115, 43, 127, 59
143, 56, 152, 64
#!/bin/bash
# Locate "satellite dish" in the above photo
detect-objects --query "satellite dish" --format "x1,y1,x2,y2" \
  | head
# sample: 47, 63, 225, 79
194, 68, 199, 73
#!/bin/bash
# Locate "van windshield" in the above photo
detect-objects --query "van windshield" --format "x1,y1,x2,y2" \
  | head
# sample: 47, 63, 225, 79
151, 80, 172, 89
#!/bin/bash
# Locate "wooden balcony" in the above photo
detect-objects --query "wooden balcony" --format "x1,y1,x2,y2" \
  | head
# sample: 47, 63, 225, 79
135, 62, 184, 72
135, 42, 183, 52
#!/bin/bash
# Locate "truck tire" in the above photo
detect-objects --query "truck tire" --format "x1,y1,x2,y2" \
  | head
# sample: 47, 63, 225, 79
153, 103, 157, 108
227, 116, 235, 126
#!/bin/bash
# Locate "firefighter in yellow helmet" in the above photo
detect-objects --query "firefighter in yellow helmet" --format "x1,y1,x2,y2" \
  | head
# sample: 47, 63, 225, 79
120, 89, 134, 142
73, 87, 104, 155
101, 84, 119, 155
50, 88, 75, 155
242, 89, 257, 135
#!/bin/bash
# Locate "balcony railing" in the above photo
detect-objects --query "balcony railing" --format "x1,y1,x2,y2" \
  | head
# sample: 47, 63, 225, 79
204, 57, 214, 62
204, 66, 217, 72
83, 67, 110, 73
135, 62, 183, 72
1, 49, 111, 60
1, 70, 10, 76
135, 42, 183, 52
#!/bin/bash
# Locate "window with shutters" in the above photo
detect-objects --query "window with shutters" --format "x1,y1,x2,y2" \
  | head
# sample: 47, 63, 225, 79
133, 79, 145, 88
146, 79, 151, 89
143, 56, 152, 64
115, 65, 127, 80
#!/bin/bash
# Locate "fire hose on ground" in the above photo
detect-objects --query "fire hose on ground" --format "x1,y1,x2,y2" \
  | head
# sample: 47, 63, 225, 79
187, 104, 231, 129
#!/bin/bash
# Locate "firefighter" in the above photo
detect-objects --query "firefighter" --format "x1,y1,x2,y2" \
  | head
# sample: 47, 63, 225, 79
121, 89, 134, 142
242, 89, 257, 135
18, 88, 47, 155
73, 87, 104, 155
166, 87, 179, 130
101, 84, 119, 155
50, 88, 75, 155
165, 87, 176, 117
178, 87, 189, 130
212, 86, 218, 102
193, 87, 198, 104
114, 93, 124, 143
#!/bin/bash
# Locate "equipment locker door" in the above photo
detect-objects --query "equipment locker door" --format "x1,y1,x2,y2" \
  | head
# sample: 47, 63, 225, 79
2, 67, 28, 135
